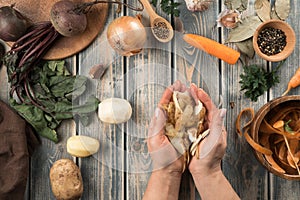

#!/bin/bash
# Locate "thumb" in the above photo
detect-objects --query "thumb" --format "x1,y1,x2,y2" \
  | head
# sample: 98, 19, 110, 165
199, 108, 226, 158
148, 107, 166, 138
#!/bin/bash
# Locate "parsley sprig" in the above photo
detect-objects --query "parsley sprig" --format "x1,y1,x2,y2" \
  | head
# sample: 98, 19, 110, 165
239, 60, 285, 102
151, 0, 181, 17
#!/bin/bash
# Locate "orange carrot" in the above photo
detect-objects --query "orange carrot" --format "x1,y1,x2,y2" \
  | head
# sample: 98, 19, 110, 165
282, 66, 300, 96
183, 33, 240, 65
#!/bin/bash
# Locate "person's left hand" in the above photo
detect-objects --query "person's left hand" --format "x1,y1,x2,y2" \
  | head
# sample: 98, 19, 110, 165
188, 84, 227, 177
147, 80, 187, 174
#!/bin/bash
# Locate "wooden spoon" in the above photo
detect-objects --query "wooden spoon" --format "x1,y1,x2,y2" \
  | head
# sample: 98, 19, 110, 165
139, 0, 174, 42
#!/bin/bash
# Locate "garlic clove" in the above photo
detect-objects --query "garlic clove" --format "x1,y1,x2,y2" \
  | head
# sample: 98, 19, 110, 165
67, 136, 100, 157
98, 98, 132, 124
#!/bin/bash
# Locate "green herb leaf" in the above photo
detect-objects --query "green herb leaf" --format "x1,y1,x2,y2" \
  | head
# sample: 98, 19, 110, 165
275, 0, 290, 20
254, 0, 271, 22
151, 0, 181, 17
226, 16, 262, 43
239, 61, 284, 101
10, 98, 59, 142
10, 60, 99, 142
235, 38, 255, 59
284, 119, 294, 134
224, 0, 248, 12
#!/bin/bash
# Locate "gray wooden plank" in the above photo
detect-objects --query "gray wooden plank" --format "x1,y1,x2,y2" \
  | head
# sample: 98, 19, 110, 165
220, 0, 269, 199
269, 0, 300, 199
125, 1, 173, 199
0, 41, 76, 200
77, 6, 125, 199
29, 58, 76, 200
173, 1, 221, 199
125, 47, 172, 199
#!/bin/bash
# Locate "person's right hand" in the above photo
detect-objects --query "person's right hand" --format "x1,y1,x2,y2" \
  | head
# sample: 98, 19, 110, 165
147, 80, 187, 173
188, 83, 227, 178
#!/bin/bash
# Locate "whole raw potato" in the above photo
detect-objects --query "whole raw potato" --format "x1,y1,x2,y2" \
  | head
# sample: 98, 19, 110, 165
50, 159, 83, 200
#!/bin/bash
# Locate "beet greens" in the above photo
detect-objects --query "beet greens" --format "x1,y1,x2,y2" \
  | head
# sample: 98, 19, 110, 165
4, 0, 143, 106
2, 0, 144, 141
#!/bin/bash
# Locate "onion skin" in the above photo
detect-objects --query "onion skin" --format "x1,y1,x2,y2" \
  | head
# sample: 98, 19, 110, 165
50, 0, 87, 37
0, 6, 30, 41
107, 15, 147, 56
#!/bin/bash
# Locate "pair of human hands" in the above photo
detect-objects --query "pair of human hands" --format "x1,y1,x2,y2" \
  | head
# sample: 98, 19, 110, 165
147, 80, 227, 177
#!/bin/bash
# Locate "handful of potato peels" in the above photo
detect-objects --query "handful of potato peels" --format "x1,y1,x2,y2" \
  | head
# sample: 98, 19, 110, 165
163, 90, 209, 171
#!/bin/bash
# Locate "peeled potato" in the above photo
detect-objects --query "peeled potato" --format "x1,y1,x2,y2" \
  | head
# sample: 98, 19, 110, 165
98, 98, 132, 124
50, 159, 83, 200
67, 135, 100, 157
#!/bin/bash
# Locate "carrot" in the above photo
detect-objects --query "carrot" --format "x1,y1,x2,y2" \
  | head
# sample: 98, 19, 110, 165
183, 33, 240, 65
282, 66, 300, 96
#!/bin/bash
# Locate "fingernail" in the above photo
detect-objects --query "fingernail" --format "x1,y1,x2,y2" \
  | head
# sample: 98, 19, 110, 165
155, 107, 161, 118
219, 108, 227, 118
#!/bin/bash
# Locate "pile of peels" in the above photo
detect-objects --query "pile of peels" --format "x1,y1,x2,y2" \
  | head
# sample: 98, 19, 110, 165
163, 91, 209, 171
258, 108, 300, 175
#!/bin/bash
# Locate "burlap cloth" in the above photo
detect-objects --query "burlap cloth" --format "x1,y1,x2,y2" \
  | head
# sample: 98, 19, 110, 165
0, 100, 39, 200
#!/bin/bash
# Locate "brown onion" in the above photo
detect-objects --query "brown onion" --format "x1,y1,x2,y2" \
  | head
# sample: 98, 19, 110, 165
107, 15, 147, 56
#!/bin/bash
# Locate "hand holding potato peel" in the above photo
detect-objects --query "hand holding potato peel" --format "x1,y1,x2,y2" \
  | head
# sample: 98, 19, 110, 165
144, 81, 240, 200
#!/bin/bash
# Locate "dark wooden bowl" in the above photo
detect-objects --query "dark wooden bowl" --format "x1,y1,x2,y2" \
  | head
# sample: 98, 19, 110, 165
250, 95, 300, 180
253, 19, 296, 62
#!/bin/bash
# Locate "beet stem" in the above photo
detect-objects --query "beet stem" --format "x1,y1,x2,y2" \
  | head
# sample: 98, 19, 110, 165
73, 0, 144, 14
19, 26, 54, 67
11, 22, 52, 50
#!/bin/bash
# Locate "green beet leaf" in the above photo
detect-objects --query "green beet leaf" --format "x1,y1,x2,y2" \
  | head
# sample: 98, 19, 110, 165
9, 60, 99, 142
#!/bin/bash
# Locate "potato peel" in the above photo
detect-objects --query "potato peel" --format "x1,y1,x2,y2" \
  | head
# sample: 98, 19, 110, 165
236, 107, 300, 177
163, 91, 208, 171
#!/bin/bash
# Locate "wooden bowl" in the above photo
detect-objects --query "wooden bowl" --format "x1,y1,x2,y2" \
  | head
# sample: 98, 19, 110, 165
0, 0, 109, 60
250, 95, 300, 180
253, 19, 296, 62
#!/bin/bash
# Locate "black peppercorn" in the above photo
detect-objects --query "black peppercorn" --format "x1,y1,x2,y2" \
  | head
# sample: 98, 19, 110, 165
257, 27, 287, 56
152, 21, 170, 40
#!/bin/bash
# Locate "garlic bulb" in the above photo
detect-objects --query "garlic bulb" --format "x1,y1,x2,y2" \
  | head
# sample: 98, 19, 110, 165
217, 9, 241, 29
184, 0, 213, 12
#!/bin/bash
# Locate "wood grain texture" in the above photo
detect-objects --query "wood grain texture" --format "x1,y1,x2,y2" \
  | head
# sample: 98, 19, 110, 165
269, 0, 300, 198
1, 1, 300, 200
29, 57, 76, 200
125, 1, 173, 198
220, 0, 270, 198
173, 1, 221, 199
77, 5, 126, 199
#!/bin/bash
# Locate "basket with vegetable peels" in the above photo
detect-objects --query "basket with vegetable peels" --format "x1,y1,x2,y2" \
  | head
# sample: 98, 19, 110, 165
236, 95, 300, 180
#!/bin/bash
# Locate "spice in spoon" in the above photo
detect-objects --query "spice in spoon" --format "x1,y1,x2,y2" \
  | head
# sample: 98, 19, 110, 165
152, 21, 170, 40
257, 27, 287, 56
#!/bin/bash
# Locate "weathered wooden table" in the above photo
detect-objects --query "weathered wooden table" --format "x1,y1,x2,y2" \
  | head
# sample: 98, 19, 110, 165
0, 0, 299, 199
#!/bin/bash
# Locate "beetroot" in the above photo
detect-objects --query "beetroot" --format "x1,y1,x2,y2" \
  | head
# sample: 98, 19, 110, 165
0, 5, 30, 41
50, 0, 87, 37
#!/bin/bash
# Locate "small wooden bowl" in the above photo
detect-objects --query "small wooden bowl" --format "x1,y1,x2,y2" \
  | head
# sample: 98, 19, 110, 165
250, 95, 300, 180
253, 19, 296, 62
